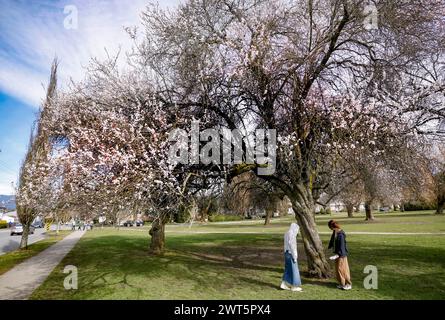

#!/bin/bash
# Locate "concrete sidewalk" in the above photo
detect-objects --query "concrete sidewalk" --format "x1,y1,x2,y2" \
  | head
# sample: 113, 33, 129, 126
0, 230, 85, 300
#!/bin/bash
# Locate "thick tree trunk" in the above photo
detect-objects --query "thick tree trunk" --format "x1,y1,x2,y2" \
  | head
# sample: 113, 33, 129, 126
290, 191, 331, 278
149, 217, 166, 255
400, 202, 405, 212
436, 198, 445, 214
365, 201, 374, 221
346, 203, 354, 218
19, 223, 30, 249
264, 209, 272, 225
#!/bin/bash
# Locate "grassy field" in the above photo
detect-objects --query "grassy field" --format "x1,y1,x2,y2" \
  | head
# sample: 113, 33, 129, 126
30, 211, 445, 300
164, 210, 445, 234
0, 231, 70, 276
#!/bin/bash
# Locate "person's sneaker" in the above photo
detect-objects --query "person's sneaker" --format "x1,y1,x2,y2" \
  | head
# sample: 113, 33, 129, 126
336, 285, 344, 289
342, 285, 352, 290
280, 282, 290, 290
291, 286, 303, 292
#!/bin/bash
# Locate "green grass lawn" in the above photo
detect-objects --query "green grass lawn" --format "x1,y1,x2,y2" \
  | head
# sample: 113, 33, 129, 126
159, 210, 445, 234
29, 211, 445, 300
0, 231, 70, 276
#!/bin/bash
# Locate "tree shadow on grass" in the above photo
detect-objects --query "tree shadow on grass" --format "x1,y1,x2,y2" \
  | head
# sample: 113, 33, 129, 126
301, 276, 337, 289
237, 276, 282, 290
34, 232, 445, 300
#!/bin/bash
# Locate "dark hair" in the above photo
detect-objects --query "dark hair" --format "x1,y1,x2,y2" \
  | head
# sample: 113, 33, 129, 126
328, 220, 341, 229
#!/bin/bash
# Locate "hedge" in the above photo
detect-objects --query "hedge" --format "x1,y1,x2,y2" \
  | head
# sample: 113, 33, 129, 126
208, 214, 244, 222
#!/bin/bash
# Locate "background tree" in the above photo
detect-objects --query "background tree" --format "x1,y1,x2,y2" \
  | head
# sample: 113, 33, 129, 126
222, 172, 284, 224
426, 145, 445, 214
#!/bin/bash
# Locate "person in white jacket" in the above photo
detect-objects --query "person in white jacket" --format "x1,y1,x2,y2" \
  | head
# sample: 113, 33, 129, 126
280, 223, 303, 292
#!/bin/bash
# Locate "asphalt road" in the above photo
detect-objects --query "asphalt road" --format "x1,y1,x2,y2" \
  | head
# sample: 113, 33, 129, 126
0, 228, 47, 255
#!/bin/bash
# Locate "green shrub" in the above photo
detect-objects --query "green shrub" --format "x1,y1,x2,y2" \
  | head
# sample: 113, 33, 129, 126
403, 201, 437, 211
208, 214, 244, 222
0, 220, 8, 229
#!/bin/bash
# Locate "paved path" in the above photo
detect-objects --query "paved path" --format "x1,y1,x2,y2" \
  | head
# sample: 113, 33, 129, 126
0, 230, 85, 300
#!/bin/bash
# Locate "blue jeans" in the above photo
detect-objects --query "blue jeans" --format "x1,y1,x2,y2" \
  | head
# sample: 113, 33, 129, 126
282, 251, 302, 286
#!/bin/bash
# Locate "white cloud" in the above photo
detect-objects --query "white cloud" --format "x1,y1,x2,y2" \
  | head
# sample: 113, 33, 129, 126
0, 0, 179, 108
0, 184, 14, 195
0, 0, 179, 192
0, 175, 15, 195
0, 56, 48, 106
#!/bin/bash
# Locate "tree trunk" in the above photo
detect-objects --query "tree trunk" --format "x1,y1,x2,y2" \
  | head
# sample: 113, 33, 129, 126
19, 223, 30, 249
346, 203, 354, 218
365, 201, 374, 221
264, 209, 272, 225
290, 193, 331, 279
201, 200, 212, 222
400, 202, 405, 212
436, 198, 445, 214
149, 217, 166, 255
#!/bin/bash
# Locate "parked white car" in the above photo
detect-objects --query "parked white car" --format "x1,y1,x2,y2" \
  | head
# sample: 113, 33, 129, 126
10, 223, 35, 236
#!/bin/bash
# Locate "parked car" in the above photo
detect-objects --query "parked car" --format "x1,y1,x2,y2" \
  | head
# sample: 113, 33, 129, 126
32, 221, 44, 228
123, 220, 134, 227
11, 223, 35, 236
135, 220, 144, 227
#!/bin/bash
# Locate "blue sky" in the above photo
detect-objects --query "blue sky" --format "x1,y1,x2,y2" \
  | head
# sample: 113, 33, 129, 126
0, 93, 36, 194
0, 0, 179, 194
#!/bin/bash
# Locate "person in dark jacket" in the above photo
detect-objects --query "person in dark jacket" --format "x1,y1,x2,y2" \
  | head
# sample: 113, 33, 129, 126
328, 220, 352, 290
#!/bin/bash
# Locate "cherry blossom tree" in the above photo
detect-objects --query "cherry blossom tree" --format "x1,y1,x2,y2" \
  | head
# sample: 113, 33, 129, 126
134, 0, 445, 278
44, 57, 193, 254
21, 0, 444, 278
16, 61, 60, 249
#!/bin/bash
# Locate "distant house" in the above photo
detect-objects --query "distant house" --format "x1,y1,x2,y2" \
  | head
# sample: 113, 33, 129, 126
0, 212, 15, 223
